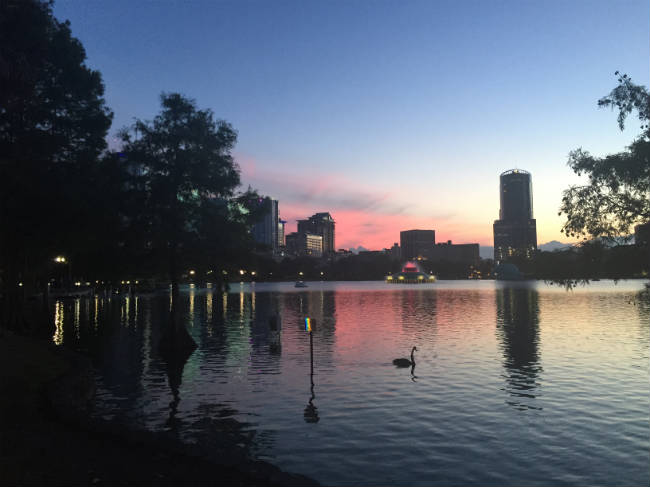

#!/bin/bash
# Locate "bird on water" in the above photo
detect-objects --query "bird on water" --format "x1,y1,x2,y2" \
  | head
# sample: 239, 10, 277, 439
393, 346, 417, 367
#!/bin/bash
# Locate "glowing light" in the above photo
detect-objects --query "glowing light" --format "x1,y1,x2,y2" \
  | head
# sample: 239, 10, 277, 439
387, 276, 393, 280
239, 269, 245, 275
398, 276, 405, 280
299, 271, 304, 276
418, 275, 424, 280
18, 282, 23, 287
251, 271, 256, 276
54, 256, 66, 263
189, 270, 196, 275
304, 317, 312, 332
74, 281, 81, 287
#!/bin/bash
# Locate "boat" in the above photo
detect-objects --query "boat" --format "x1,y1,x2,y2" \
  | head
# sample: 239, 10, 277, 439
295, 281, 308, 288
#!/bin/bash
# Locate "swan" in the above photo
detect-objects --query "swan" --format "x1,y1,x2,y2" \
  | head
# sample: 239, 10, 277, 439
393, 346, 417, 367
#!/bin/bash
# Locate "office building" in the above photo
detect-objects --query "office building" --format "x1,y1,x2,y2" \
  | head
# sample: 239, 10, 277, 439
427, 240, 480, 266
252, 198, 279, 252
277, 218, 286, 248
493, 169, 537, 263
400, 229, 435, 260
285, 232, 323, 257
297, 212, 335, 254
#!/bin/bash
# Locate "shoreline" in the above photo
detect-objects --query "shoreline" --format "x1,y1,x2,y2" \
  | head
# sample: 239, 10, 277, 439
0, 330, 318, 486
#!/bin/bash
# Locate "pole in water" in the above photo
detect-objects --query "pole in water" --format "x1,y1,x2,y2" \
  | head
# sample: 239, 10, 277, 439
303, 316, 319, 423
310, 331, 314, 381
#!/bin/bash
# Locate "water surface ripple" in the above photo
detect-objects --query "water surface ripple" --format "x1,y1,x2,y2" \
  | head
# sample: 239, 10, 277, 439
53, 280, 649, 486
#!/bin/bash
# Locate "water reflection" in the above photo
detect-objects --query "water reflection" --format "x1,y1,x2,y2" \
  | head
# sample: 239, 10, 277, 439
47, 282, 649, 486
495, 285, 542, 410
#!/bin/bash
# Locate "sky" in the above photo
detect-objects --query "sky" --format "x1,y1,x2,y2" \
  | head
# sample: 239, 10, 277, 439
53, 0, 649, 250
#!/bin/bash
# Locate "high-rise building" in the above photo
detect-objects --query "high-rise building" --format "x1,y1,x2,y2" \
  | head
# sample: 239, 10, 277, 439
493, 169, 537, 263
277, 218, 286, 248
297, 212, 335, 254
252, 198, 279, 252
400, 230, 435, 260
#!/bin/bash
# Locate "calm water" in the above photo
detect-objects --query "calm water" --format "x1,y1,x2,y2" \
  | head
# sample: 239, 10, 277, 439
52, 280, 649, 486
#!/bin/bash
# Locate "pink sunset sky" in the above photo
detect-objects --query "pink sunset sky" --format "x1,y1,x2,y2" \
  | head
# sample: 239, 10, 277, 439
237, 153, 581, 251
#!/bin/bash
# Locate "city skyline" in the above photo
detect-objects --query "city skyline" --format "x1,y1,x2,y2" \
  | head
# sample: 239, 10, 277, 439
52, 0, 649, 249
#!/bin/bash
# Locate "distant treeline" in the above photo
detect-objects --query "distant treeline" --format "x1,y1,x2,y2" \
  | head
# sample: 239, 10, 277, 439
222, 241, 647, 283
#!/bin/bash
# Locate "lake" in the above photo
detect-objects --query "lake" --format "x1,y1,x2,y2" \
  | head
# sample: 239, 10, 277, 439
52, 280, 649, 486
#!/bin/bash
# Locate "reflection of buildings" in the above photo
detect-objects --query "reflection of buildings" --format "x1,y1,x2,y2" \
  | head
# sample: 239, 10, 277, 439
495, 285, 542, 410
493, 169, 537, 264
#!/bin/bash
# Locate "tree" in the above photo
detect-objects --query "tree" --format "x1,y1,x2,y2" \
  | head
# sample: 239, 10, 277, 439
0, 0, 113, 330
119, 93, 258, 350
560, 73, 649, 240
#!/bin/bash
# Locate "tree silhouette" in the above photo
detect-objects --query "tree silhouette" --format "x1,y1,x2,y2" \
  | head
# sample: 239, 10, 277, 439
560, 74, 649, 240
119, 93, 260, 349
0, 0, 113, 330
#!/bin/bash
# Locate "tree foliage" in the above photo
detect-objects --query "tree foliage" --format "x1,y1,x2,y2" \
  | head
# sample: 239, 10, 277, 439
0, 0, 113, 329
560, 73, 650, 240
118, 93, 259, 286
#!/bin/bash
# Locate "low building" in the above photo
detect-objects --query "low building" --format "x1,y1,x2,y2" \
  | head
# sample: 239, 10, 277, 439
389, 242, 401, 261
285, 232, 323, 257
635, 222, 650, 246
426, 240, 480, 266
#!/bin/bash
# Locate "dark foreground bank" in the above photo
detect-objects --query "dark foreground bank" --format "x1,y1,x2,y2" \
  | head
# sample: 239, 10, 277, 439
0, 332, 318, 486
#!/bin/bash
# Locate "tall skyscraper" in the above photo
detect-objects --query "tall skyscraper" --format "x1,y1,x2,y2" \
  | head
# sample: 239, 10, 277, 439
277, 218, 286, 248
400, 229, 435, 260
493, 169, 537, 263
297, 212, 335, 254
252, 198, 279, 252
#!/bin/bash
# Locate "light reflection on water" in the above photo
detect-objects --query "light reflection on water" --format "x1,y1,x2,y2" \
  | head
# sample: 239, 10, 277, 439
51, 280, 649, 486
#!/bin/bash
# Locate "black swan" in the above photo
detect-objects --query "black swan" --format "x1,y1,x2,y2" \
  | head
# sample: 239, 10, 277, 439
393, 346, 417, 367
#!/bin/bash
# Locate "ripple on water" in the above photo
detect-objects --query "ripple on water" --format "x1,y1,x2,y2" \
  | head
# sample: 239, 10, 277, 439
59, 281, 650, 486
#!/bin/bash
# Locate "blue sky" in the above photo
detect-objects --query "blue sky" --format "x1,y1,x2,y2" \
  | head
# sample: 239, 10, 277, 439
54, 0, 649, 248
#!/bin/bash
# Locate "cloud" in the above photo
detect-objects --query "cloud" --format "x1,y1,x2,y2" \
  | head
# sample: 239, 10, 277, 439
237, 153, 491, 249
